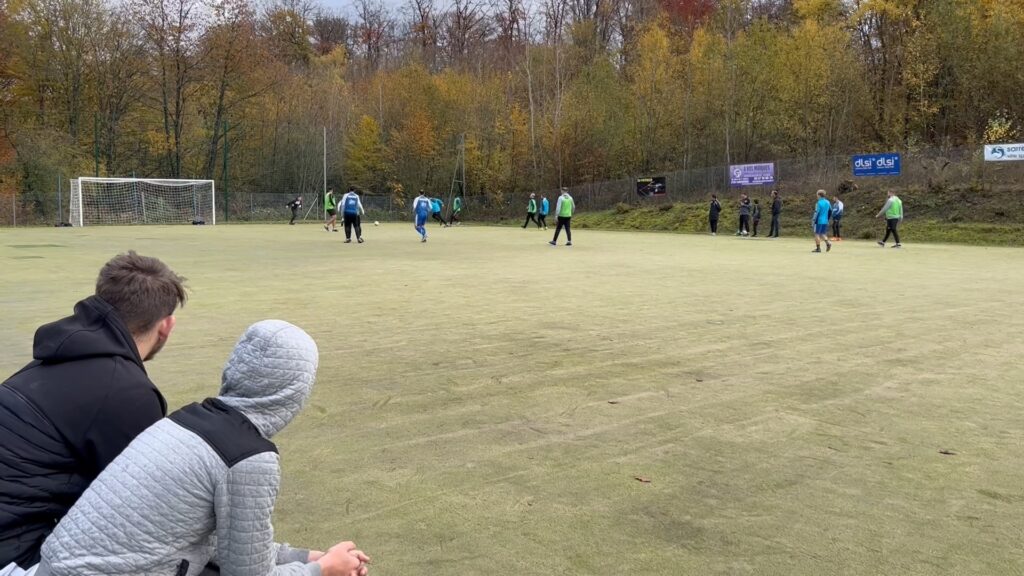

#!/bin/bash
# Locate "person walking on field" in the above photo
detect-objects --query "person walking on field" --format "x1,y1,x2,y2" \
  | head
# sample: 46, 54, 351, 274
708, 194, 722, 235
323, 188, 338, 232
831, 195, 845, 241
769, 190, 782, 238
522, 194, 540, 229
413, 191, 431, 242
449, 196, 463, 226
340, 187, 365, 244
736, 194, 751, 236
876, 190, 903, 248
430, 197, 447, 227
549, 188, 575, 246
751, 199, 762, 237
286, 196, 302, 225
538, 195, 550, 230
812, 190, 833, 253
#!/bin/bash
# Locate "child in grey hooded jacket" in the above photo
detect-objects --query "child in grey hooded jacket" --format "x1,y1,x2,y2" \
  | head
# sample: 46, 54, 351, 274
36, 320, 370, 576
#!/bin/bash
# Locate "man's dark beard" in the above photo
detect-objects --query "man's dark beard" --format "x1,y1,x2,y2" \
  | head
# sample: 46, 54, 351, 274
145, 334, 167, 361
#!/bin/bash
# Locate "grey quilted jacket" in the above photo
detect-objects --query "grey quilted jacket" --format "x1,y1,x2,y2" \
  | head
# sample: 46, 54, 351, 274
37, 320, 321, 576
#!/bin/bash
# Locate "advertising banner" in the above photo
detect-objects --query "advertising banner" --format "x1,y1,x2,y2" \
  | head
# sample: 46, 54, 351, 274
636, 176, 667, 197
853, 153, 901, 176
729, 163, 775, 187
984, 144, 1024, 162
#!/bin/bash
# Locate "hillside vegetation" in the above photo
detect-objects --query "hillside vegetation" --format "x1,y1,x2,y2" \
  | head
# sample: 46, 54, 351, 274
572, 185, 1024, 246
2, 0, 1024, 224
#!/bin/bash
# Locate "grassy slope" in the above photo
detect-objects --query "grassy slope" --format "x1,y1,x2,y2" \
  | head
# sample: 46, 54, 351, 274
573, 185, 1024, 246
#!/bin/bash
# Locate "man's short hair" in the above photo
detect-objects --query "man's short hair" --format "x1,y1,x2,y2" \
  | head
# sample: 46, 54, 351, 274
96, 251, 187, 335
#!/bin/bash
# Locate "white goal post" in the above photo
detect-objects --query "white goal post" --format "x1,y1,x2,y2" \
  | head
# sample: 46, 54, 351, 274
69, 177, 216, 226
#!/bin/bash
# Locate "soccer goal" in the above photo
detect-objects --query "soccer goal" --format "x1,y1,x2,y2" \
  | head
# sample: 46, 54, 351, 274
69, 177, 216, 226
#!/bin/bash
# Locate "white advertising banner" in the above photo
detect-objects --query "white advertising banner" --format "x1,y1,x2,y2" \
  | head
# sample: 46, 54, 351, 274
984, 143, 1024, 162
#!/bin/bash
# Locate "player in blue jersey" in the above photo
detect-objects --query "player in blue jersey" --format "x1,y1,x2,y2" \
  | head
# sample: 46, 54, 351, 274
340, 187, 365, 243
413, 190, 432, 242
430, 197, 448, 227
812, 189, 832, 253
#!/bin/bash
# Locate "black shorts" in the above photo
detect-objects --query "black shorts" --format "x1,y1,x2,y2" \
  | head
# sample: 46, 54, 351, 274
327, 209, 337, 217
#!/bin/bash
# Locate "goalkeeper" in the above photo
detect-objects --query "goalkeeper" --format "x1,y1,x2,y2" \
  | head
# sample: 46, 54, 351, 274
286, 195, 302, 225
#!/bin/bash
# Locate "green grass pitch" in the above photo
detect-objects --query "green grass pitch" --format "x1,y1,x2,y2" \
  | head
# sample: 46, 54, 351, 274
2, 224, 1023, 575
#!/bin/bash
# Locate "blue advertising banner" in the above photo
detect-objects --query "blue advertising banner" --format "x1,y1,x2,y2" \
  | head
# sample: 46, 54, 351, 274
853, 153, 901, 176
729, 163, 775, 187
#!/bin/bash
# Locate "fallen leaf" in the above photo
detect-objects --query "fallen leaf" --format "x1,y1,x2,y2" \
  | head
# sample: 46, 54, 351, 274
939, 449, 957, 456
607, 400, 620, 404
633, 476, 651, 483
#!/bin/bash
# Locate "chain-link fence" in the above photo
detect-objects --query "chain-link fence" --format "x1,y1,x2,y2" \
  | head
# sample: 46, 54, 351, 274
4, 149, 1023, 226
522, 148, 1024, 216
214, 192, 403, 223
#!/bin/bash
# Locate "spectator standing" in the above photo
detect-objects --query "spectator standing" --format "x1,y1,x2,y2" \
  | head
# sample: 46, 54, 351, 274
709, 195, 722, 235
751, 199, 762, 237
768, 190, 782, 238
831, 195, 845, 241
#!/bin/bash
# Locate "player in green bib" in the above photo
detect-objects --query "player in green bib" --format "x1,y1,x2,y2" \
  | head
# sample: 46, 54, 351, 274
549, 188, 575, 246
323, 188, 338, 232
522, 194, 540, 229
876, 191, 903, 248
449, 196, 463, 226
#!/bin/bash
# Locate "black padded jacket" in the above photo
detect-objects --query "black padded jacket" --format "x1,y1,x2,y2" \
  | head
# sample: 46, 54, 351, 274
0, 296, 166, 568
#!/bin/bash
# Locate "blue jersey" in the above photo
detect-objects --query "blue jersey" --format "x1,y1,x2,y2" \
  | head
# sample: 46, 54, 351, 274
414, 196, 431, 217
431, 198, 442, 213
815, 198, 831, 225
541, 198, 549, 215
342, 194, 360, 214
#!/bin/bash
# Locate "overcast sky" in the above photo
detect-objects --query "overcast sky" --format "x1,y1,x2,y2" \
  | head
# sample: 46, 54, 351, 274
319, 0, 404, 19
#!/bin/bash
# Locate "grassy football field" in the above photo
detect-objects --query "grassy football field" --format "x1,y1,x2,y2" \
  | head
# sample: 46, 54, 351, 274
1, 223, 1022, 575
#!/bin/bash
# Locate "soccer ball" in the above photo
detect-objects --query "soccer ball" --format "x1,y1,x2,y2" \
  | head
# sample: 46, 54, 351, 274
374, 221, 380, 226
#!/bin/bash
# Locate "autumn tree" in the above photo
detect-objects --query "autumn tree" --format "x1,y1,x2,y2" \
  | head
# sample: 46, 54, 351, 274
131, 0, 206, 177
345, 115, 388, 193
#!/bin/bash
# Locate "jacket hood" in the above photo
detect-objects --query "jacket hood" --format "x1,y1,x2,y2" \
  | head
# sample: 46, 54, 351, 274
217, 320, 318, 439
32, 296, 144, 368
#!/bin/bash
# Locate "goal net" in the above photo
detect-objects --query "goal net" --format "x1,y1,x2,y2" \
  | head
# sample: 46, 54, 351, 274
69, 177, 216, 226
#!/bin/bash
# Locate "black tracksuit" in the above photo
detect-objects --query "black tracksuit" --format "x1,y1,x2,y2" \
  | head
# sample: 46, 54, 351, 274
286, 198, 301, 224
709, 200, 721, 233
752, 203, 762, 236
883, 219, 901, 244
343, 212, 363, 240
0, 296, 167, 568
553, 216, 572, 242
769, 197, 782, 237
738, 199, 751, 234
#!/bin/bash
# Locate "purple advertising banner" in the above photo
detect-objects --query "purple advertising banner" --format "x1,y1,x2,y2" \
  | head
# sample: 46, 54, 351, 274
729, 163, 775, 187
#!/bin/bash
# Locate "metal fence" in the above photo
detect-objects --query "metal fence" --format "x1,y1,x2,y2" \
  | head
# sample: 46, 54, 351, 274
531, 149, 1024, 214
4, 149, 1023, 226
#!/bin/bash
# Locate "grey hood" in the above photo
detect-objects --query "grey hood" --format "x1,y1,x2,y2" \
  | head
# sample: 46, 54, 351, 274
218, 320, 319, 439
